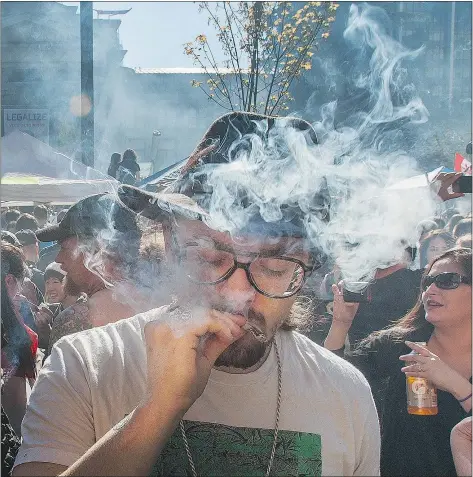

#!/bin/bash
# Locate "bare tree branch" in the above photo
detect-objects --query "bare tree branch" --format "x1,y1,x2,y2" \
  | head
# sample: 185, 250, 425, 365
184, 1, 338, 115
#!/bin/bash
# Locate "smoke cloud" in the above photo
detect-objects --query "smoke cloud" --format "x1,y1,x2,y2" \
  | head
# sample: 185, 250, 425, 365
183, 3, 449, 290
45, 3, 470, 315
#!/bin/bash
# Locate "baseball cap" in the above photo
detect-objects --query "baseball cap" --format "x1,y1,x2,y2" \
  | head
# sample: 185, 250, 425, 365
118, 112, 330, 238
36, 193, 140, 243
44, 262, 66, 281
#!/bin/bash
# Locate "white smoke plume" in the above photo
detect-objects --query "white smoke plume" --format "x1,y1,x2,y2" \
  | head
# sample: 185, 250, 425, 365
191, 4, 446, 290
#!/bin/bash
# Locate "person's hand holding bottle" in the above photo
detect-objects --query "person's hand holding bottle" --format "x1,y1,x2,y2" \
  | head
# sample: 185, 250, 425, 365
400, 341, 472, 412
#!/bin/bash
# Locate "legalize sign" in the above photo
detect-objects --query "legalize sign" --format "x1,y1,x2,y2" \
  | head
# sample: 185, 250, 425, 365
3, 108, 49, 144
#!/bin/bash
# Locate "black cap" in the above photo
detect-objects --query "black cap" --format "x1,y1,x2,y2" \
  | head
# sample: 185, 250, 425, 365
36, 193, 139, 243
118, 111, 330, 238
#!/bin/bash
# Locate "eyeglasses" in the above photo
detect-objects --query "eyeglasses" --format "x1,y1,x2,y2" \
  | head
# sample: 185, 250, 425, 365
177, 242, 315, 299
422, 272, 471, 291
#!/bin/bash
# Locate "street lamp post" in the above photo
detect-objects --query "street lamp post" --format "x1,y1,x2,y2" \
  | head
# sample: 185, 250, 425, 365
80, 1, 94, 167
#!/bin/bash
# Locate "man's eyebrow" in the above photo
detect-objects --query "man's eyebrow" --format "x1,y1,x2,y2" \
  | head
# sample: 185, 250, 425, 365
188, 233, 302, 257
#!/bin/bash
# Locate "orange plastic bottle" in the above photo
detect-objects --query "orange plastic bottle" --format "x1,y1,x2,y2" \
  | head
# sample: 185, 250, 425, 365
406, 342, 438, 416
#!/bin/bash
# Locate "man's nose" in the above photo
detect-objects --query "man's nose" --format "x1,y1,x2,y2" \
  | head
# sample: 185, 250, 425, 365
218, 267, 256, 302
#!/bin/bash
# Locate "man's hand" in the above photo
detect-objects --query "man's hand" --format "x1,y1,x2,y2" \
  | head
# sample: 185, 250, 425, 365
144, 310, 246, 414
431, 172, 464, 202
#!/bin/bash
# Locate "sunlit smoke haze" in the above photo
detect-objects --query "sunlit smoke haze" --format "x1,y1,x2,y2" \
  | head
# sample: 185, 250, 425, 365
184, 3, 446, 290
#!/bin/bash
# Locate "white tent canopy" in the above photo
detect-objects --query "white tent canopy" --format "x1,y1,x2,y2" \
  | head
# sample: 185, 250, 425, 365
1, 130, 109, 180
1, 131, 118, 204
1, 174, 117, 204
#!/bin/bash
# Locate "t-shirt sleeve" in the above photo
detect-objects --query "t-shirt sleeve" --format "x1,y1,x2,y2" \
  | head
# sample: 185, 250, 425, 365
13, 338, 95, 470
354, 385, 381, 476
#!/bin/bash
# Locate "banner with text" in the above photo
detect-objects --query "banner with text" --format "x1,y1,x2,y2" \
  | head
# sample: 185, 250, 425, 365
3, 109, 49, 144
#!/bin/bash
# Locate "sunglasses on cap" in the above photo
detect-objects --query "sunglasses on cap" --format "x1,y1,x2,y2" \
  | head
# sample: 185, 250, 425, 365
422, 272, 471, 291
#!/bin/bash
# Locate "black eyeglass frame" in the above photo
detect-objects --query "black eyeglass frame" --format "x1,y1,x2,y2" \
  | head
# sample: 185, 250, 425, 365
176, 242, 318, 299
422, 272, 471, 291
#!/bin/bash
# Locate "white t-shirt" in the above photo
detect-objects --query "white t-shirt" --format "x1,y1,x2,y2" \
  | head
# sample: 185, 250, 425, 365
15, 307, 380, 476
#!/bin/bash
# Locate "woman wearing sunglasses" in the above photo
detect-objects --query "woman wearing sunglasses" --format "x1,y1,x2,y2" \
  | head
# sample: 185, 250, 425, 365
324, 248, 472, 476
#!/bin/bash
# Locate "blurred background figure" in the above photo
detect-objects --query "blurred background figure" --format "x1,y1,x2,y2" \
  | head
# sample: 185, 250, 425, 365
14, 214, 38, 233
416, 219, 439, 243
432, 216, 446, 230
453, 218, 472, 240
1, 231, 21, 248
1, 209, 20, 229
446, 214, 464, 235
43, 262, 66, 304
32, 205, 48, 229
457, 234, 472, 249
117, 148, 140, 185
107, 152, 122, 179
1, 242, 38, 438
15, 230, 44, 296
35, 263, 84, 351
5, 222, 17, 233
418, 230, 454, 269
43, 262, 82, 310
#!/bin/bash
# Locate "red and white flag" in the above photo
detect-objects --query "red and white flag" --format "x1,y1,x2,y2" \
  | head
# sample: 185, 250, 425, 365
454, 153, 472, 175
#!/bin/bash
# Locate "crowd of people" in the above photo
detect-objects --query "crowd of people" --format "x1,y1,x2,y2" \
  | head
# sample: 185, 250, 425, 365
1, 112, 471, 477
107, 149, 141, 185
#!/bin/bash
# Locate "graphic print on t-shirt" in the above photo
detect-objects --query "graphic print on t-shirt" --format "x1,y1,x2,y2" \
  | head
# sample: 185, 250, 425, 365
152, 420, 322, 476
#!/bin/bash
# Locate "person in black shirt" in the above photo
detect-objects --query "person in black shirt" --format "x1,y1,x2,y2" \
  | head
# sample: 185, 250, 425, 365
325, 248, 472, 476
117, 148, 140, 185
345, 262, 423, 346
107, 152, 121, 179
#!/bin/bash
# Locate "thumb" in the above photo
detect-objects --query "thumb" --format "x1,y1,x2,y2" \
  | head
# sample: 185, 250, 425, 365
200, 321, 243, 365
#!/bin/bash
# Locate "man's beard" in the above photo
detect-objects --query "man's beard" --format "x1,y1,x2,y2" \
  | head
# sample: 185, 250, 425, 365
212, 304, 273, 369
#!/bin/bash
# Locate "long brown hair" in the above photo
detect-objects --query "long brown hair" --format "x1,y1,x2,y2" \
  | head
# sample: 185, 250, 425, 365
1, 241, 35, 379
359, 247, 472, 345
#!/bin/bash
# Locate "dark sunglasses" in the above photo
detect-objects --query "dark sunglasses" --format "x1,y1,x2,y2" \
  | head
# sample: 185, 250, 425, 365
422, 272, 471, 291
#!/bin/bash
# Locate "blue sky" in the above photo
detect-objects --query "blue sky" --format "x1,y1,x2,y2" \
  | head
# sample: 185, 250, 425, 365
63, 2, 226, 68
